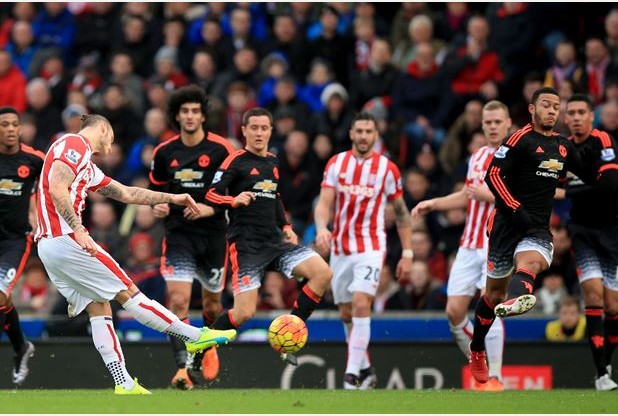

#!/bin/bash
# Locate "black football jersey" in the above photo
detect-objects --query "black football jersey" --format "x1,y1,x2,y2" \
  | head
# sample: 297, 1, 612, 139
567, 129, 618, 227
485, 124, 583, 228
149, 133, 235, 234
0, 144, 44, 239
206, 149, 289, 241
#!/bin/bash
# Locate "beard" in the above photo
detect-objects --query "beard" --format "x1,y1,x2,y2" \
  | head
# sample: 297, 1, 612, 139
534, 112, 555, 131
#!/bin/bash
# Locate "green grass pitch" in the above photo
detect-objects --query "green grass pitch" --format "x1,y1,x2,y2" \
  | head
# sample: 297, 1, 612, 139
2, 389, 618, 414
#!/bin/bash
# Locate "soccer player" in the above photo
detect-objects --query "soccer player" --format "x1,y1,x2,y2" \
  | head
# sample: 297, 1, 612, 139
469, 87, 584, 383
35, 114, 236, 394
205, 108, 332, 365
412, 101, 511, 391
149, 85, 235, 388
0, 106, 43, 386
562, 93, 618, 390
313, 112, 413, 390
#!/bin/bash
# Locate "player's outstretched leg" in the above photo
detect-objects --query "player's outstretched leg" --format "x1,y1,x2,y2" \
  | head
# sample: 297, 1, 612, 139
121, 292, 236, 352
494, 268, 537, 318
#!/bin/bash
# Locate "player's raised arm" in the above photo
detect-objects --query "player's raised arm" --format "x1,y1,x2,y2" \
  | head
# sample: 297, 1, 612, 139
96, 179, 199, 215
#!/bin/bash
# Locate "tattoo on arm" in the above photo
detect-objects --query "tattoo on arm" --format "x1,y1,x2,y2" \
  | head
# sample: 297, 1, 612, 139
50, 162, 82, 231
97, 179, 172, 205
392, 198, 411, 229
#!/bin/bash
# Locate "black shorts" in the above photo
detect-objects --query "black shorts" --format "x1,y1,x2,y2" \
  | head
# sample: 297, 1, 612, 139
0, 235, 33, 295
487, 211, 553, 278
227, 238, 318, 295
569, 224, 618, 287
161, 232, 226, 293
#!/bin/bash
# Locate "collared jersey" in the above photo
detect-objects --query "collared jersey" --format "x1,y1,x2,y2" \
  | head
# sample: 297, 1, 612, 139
149, 133, 234, 234
0, 144, 44, 239
206, 149, 289, 241
486, 123, 581, 228
35, 134, 111, 241
321, 150, 403, 255
567, 129, 618, 227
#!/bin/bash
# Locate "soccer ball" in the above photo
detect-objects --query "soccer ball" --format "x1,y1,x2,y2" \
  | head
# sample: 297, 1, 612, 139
268, 314, 308, 354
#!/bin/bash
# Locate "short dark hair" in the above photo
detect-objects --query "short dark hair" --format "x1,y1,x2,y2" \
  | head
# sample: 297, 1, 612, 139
166, 85, 209, 132
79, 114, 109, 130
567, 93, 594, 110
0, 106, 19, 119
530, 87, 559, 105
242, 107, 273, 126
351, 112, 378, 130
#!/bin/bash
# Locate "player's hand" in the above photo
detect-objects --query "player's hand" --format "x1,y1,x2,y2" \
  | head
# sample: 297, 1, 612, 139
282, 226, 298, 244
74, 227, 97, 257
152, 203, 170, 218
184, 203, 215, 220
411, 200, 433, 218
315, 228, 332, 253
396, 257, 413, 282
554, 188, 566, 200
466, 184, 494, 202
232, 191, 255, 208
170, 193, 200, 215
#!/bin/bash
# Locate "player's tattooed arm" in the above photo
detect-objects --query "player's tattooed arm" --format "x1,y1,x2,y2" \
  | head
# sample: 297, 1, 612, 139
97, 179, 199, 214
392, 197, 412, 229
49, 161, 84, 231
97, 179, 173, 205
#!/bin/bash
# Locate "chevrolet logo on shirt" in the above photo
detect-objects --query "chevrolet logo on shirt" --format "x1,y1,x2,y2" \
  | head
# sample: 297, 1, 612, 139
0, 179, 23, 195
174, 169, 204, 181
253, 179, 278, 192
538, 159, 563, 172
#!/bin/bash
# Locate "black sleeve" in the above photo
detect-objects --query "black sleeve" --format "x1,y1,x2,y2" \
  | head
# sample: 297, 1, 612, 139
148, 148, 168, 192
485, 139, 523, 213
205, 161, 238, 208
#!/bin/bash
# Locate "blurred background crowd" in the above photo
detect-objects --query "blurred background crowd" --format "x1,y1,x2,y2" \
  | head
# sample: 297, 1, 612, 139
2, 2, 617, 338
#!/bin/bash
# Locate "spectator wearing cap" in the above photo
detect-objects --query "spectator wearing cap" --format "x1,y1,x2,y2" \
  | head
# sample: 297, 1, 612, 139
314, 83, 354, 155
308, 5, 350, 87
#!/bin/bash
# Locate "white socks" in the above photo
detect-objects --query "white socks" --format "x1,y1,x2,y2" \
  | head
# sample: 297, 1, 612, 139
90, 316, 134, 390
449, 317, 474, 357
345, 317, 371, 376
122, 292, 201, 341
344, 321, 371, 370
485, 318, 504, 380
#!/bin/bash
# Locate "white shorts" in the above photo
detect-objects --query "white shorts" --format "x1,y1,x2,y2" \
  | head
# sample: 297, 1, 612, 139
331, 251, 384, 304
447, 247, 488, 297
37, 235, 133, 317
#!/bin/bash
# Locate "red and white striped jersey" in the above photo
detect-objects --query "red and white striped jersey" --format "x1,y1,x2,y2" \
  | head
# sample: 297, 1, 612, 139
460, 145, 496, 249
322, 151, 403, 255
35, 134, 111, 241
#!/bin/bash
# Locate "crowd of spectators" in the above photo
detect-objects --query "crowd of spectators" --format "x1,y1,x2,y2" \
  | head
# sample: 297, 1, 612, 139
3, 3, 617, 333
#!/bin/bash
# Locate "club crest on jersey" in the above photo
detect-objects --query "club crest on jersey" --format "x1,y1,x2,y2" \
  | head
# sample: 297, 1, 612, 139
212, 171, 223, 184
17, 165, 30, 178
494, 146, 509, 159
64, 148, 81, 164
601, 148, 616, 161
198, 154, 210, 167
558, 144, 567, 158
